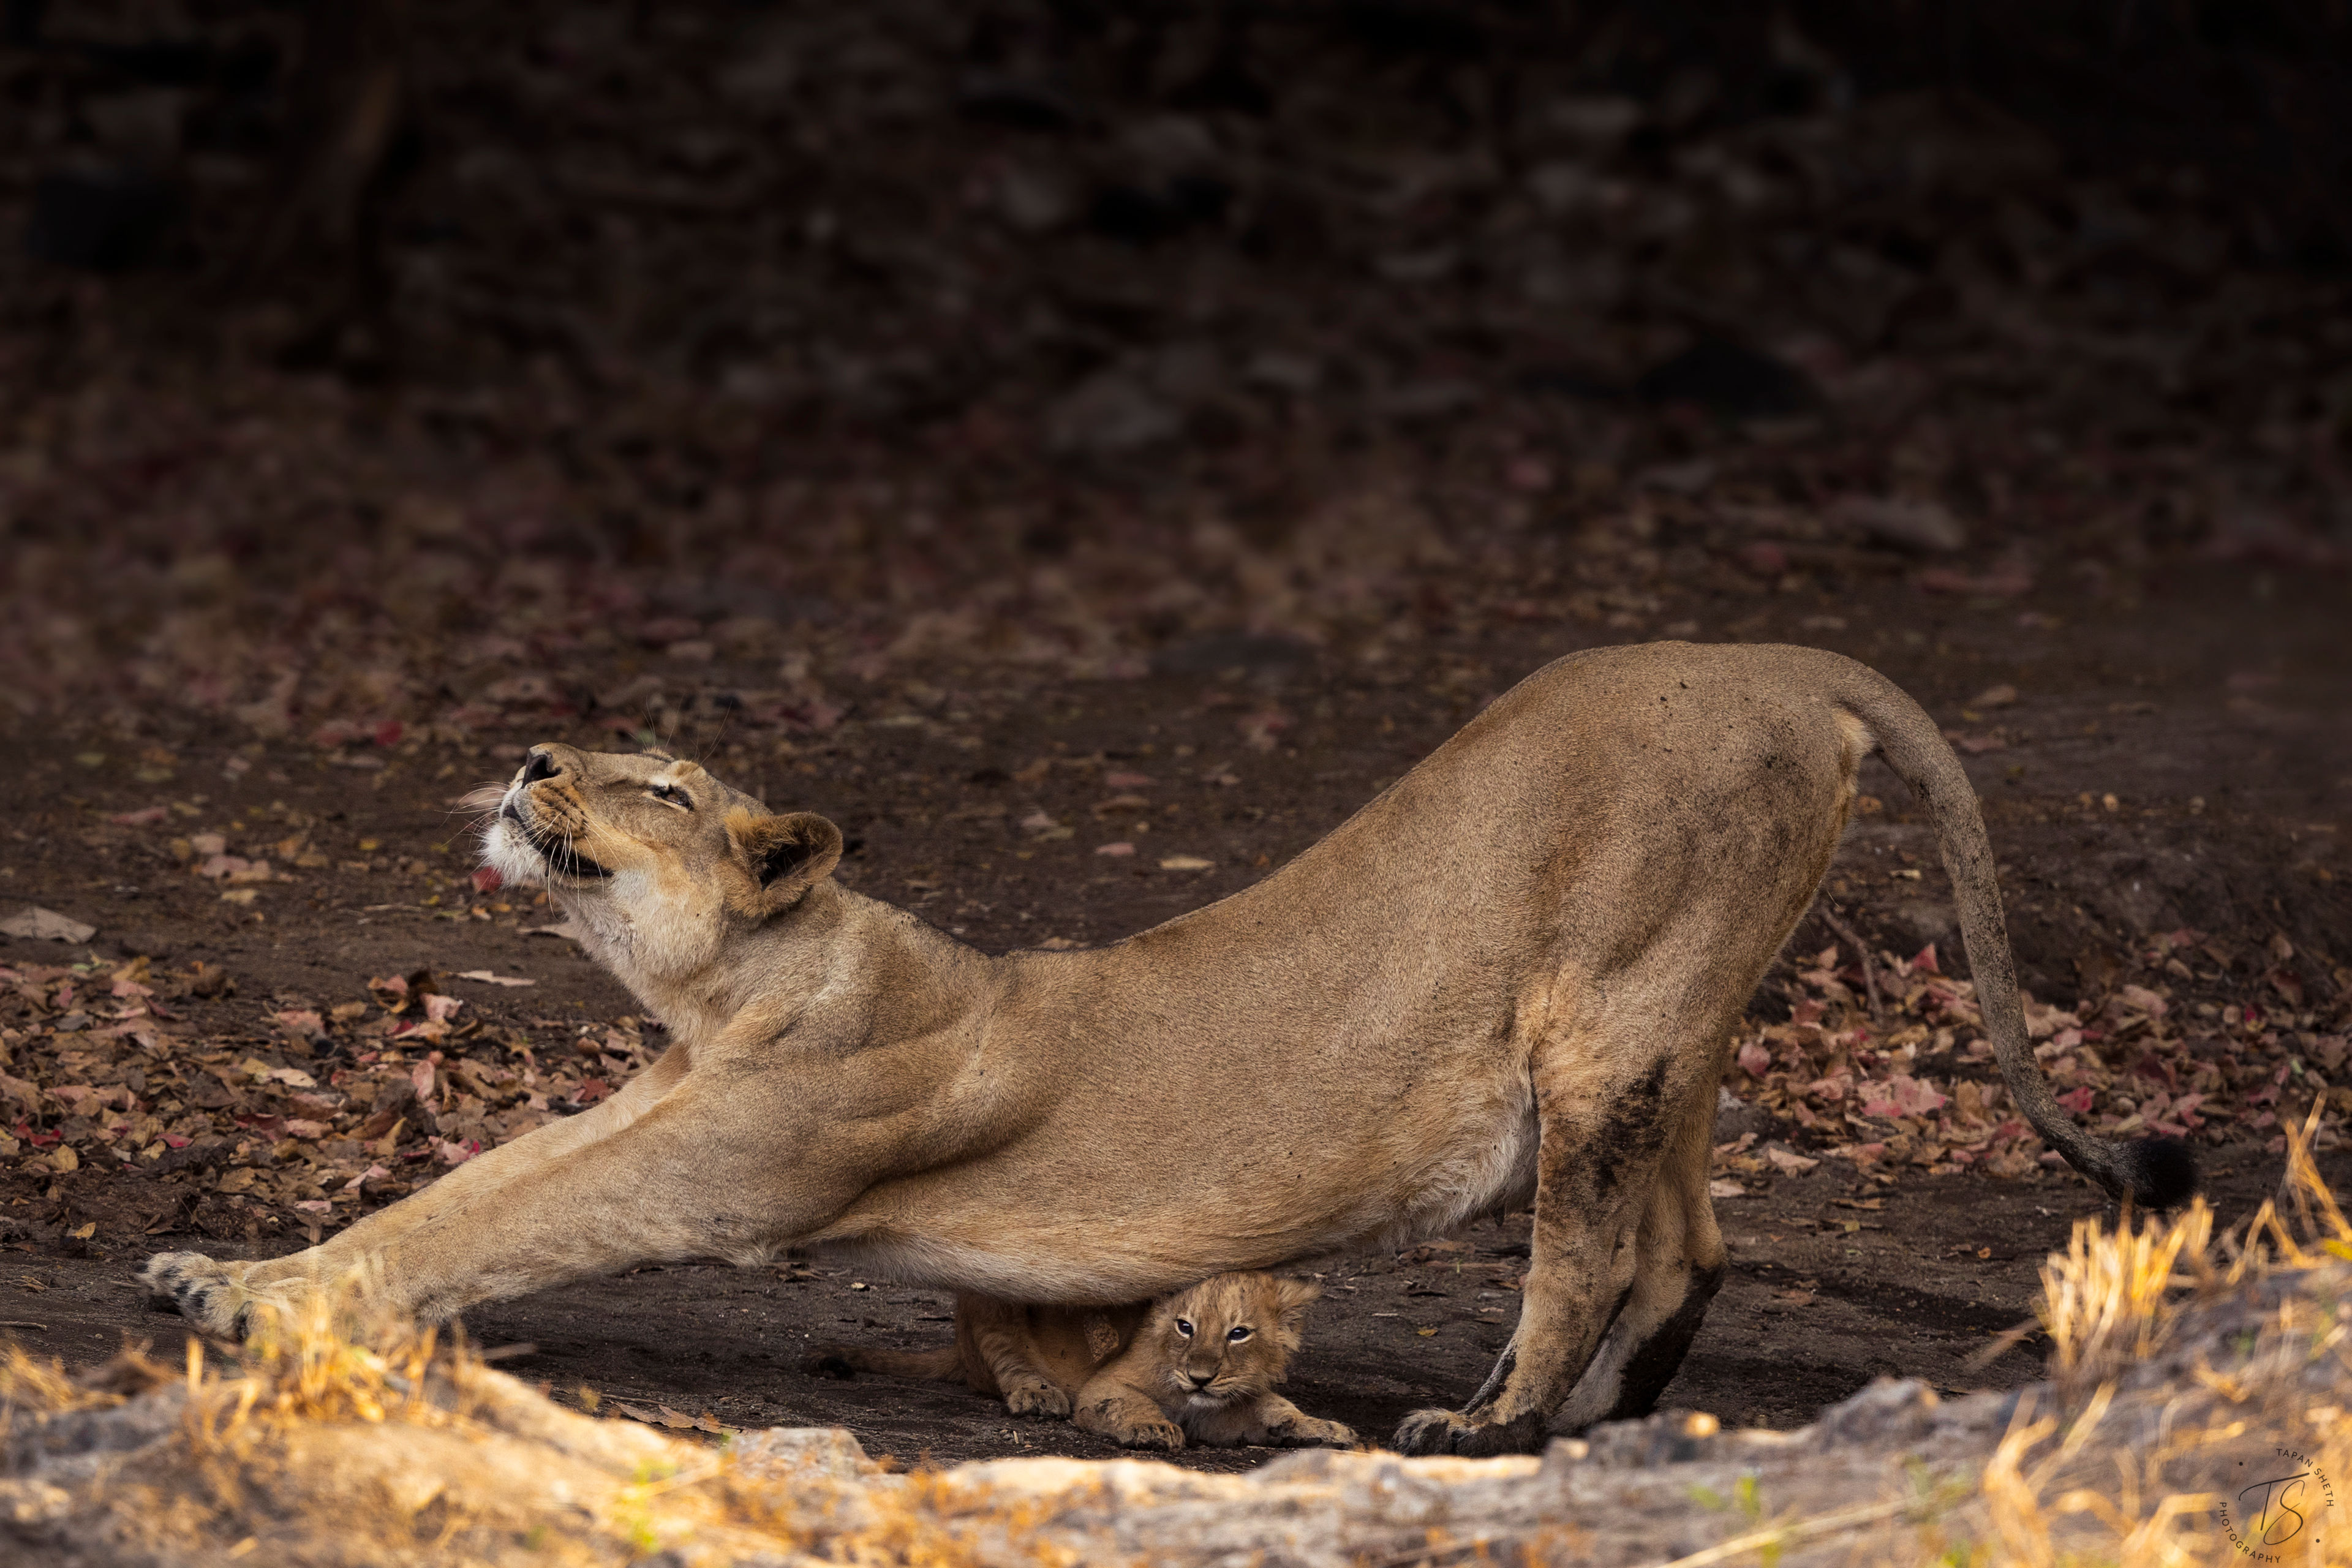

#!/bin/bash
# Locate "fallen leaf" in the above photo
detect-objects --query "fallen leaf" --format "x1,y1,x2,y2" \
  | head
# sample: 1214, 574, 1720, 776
1094, 842, 1136, 857
454, 970, 537, 987
0, 907, 96, 944
1765, 1147, 1820, 1176
1157, 854, 1213, 871
522, 921, 586, 941
67, 1222, 94, 1240
1707, 1178, 1746, 1198
1414, 1327, 1438, 1337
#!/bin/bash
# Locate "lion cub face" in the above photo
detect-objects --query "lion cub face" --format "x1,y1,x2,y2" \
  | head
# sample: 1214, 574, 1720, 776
1137, 1272, 1321, 1408
477, 744, 843, 971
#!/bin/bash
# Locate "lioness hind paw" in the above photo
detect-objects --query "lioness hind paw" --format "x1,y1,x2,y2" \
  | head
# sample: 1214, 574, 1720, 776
141, 1251, 254, 1340
1005, 1382, 1072, 1420
1392, 1406, 1545, 1457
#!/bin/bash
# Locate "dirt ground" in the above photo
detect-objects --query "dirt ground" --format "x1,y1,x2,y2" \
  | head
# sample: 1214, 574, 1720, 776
1, 564, 2345, 1469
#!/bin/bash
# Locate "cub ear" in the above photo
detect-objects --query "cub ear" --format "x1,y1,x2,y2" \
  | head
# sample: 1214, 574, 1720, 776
726, 809, 843, 914
1272, 1277, 1322, 1325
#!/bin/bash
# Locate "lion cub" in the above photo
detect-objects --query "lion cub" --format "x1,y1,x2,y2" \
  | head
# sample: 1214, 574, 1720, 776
810, 1272, 1355, 1450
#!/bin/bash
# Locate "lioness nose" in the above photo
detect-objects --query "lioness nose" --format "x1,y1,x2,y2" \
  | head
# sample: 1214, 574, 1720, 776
522, 750, 560, 785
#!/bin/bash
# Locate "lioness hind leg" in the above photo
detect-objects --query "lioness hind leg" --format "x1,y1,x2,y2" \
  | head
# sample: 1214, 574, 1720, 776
1549, 1088, 1729, 1431
1394, 1016, 1711, 1457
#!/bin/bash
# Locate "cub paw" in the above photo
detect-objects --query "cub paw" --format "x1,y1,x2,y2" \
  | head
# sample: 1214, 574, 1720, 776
1005, 1381, 1072, 1420
1270, 1416, 1359, 1449
1114, 1417, 1185, 1451
141, 1251, 257, 1340
1392, 1406, 1545, 1457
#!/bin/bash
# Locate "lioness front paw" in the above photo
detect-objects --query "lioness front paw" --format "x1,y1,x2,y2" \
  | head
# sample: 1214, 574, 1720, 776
1005, 1381, 1072, 1420
142, 1251, 257, 1340
1392, 1406, 1545, 1457
1114, 1417, 1185, 1451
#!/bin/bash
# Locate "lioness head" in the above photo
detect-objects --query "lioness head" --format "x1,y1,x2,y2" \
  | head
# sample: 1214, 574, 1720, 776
1139, 1272, 1321, 1406
476, 744, 843, 973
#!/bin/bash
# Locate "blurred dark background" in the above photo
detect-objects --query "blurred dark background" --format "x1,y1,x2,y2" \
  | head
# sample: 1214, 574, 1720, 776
0, 1, 2346, 720
1, 5, 2350, 1399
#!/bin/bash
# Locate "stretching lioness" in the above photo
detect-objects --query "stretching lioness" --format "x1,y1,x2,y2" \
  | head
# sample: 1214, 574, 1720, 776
812, 1272, 1356, 1450
144, 643, 2195, 1454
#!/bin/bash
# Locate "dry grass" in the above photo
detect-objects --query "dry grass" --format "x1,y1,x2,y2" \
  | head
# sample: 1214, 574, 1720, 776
1894, 1100, 2352, 1568
7, 1142, 2352, 1566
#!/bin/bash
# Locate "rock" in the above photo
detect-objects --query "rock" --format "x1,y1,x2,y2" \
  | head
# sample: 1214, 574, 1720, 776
1812, 1378, 1942, 1449
0, 906, 96, 944
729, 1426, 880, 1481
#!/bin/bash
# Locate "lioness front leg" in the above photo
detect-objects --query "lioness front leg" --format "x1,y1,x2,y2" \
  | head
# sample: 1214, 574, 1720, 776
158, 1080, 851, 1331
146, 1044, 692, 1338
1186, 1392, 1357, 1450
1395, 1036, 1706, 1456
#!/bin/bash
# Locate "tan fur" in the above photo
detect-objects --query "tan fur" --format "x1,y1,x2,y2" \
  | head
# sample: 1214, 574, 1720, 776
810, 1273, 1354, 1449
143, 643, 2176, 1454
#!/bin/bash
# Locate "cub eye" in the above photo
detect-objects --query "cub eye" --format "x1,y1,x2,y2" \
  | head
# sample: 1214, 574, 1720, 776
1227, 1326, 1251, 1342
1174, 1319, 1194, 1338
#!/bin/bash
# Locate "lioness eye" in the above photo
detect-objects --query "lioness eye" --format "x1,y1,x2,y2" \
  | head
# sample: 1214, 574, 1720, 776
1227, 1327, 1251, 1342
649, 783, 691, 810
1174, 1319, 1194, 1338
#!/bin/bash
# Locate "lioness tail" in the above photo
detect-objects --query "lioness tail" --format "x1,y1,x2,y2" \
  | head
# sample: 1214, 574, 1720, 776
1829, 658, 2198, 1211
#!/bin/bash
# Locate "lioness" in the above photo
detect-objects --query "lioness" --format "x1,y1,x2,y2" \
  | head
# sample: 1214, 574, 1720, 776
145, 643, 2194, 1454
811, 1272, 1356, 1450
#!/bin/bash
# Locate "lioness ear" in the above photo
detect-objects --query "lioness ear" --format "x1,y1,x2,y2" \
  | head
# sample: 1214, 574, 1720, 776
726, 809, 843, 914
1272, 1277, 1321, 1325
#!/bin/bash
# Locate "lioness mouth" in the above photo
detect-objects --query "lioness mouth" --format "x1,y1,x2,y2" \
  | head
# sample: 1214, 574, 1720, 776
503, 798, 612, 880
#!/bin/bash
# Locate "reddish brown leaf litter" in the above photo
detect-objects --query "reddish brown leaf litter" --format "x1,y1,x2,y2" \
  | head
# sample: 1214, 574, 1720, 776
0, 952, 660, 1244
1716, 933, 2352, 1198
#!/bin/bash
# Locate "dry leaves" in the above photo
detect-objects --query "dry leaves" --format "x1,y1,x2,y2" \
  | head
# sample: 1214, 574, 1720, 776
1719, 930, 2351, 1188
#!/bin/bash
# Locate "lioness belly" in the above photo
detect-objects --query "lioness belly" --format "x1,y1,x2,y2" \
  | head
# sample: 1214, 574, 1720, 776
809, 1068, 1540, 1300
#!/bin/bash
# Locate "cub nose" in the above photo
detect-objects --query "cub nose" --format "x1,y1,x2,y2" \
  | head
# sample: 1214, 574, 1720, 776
522, 749, 560, 785
1186, 1371, 1215, 1390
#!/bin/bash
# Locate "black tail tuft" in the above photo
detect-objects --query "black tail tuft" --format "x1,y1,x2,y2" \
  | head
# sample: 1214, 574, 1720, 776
2115, 1135, 2200, 1211
802, 1352, 858, 1380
